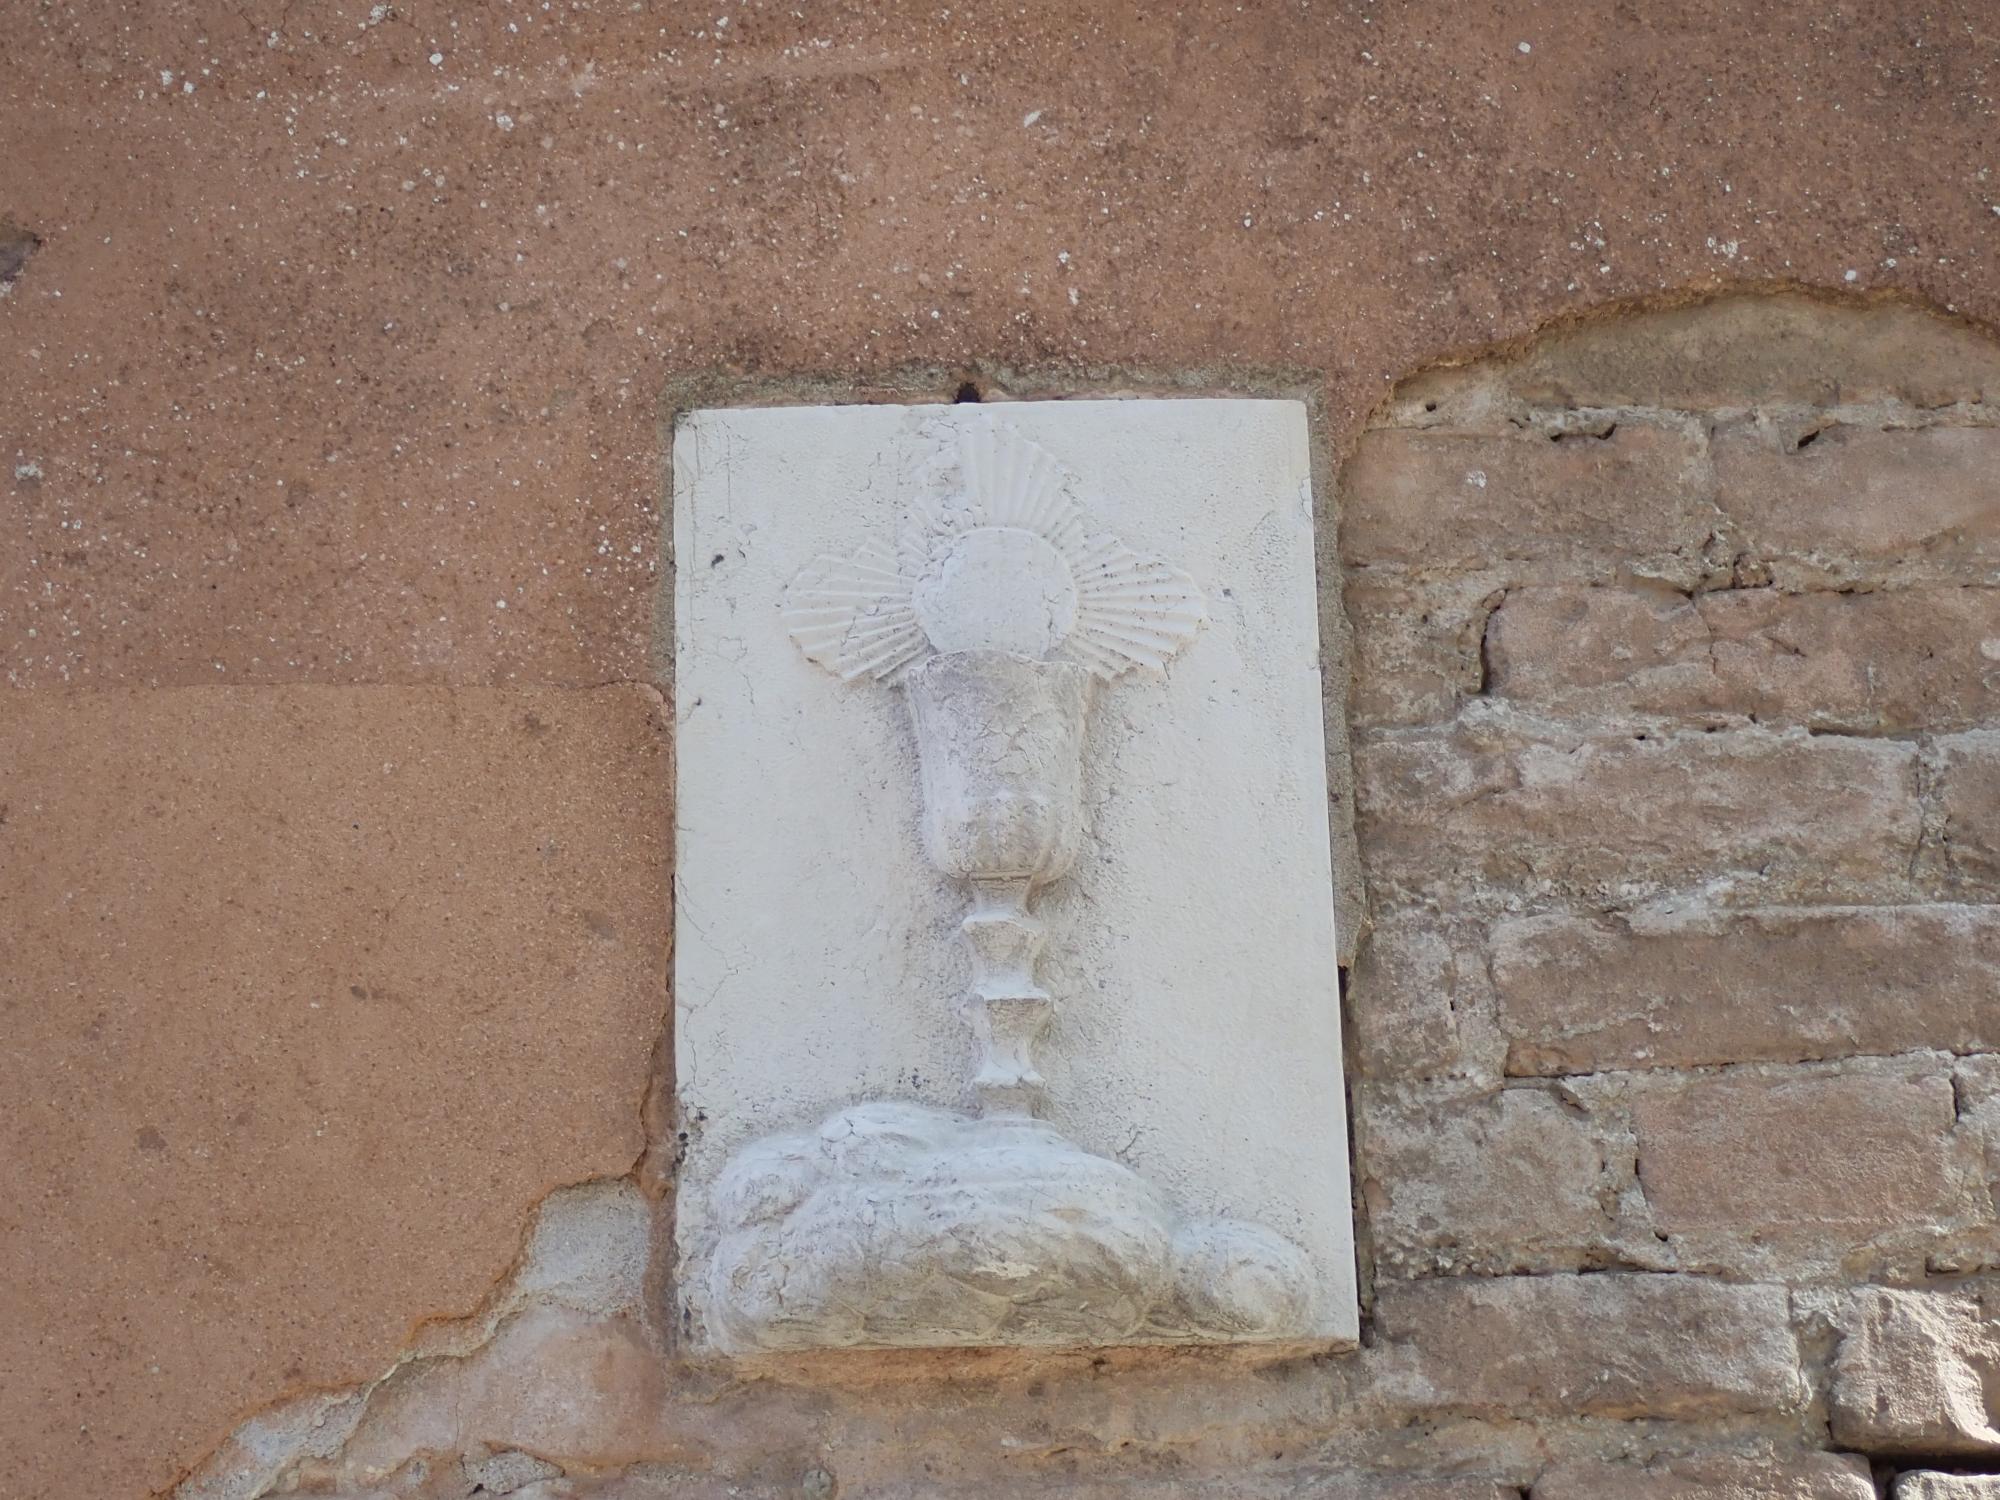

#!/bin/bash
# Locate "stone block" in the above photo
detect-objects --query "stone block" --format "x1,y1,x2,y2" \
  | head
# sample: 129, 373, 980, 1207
1533, 1452, 1876, 1500
1494, 905, 2000, 1075
1629, 1066, 1974, 1260
1370, 1273, 1801, 1419
1714, 424, 2000, 586
1701, 587, 2000, 732
1488, 291, 2000, 411
1348, 909, 1499, 1079
1485, 585, 1717, 721
1961, 1056, 2000, 1202
1898, 1477, 2000, 1500
1339, 423, 1711, 579
1345, 574, 1502, 727
1937, 732, 2000, 897
1486, 584, 2000, 732
1831, 1287, 2000, 1455
0, 685, 668, 1498
1358, 1083, 1617, 1274
1355, 722, 1919, 907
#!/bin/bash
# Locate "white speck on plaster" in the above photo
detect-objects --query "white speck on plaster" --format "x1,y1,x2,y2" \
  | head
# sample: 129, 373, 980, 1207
1021, 109, 1042, 127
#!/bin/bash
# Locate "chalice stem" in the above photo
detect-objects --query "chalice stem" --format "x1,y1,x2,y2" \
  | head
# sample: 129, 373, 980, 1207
962, 875, 1053, 1117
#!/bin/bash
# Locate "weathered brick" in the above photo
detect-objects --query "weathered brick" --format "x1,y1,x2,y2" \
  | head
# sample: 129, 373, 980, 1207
1898, 1476, 2000, 1500
1340, 423, 1711, 578
1356, 723, 1919, 906
1714, 424, 2000, 586
1533, 1452, 1875, 1500
1485, 586, 1717, 720
1345, 574, 1501, 728
1487, 584, 2000, 732
1703, 588, 2000, 731
1370, 1274, 1801, 1419
1937, 732, 2000, 897
1630, 1066, 1977, 1259
1500, 293, 2000, 411
1960, 1056, 2000, 1207
1494, 905, 2000, 1075
1358, 1084, 1616, 1273
1349, 909, 1499, 1079
1832, 1287, 2000, 1455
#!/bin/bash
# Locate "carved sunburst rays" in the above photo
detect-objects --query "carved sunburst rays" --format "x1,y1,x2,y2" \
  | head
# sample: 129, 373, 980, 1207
783, 421, 1208, 682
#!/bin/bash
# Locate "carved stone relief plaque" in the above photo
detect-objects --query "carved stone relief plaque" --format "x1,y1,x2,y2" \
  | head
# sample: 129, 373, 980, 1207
673, 400, 1356, 1355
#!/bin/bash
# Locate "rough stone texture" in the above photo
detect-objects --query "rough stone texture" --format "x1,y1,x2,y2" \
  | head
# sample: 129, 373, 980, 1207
1345, 574, 1502, 728
1404, 293, 2000, 414
1532, 1452, 1876, 1500
1493, 905, 2000, 1075
1831, 1288, 2000, 1456
1484, 586, 1717, 723
1355, 722, 1920, 907
0, 686, 668, 1500
1936, 733, 2000, 897
1370, 1274, 1802, 1420
1347, 908, 1501, 1080
1339, 424, 1711, 580
1358, 1084, 1618, 1275
1713, 424, 2000, 587
1898, 1477, 2000, 1500
1629, 1065, 1978, 1261
1963, 1057, 2000, 1207
1486, 585, 2000, 732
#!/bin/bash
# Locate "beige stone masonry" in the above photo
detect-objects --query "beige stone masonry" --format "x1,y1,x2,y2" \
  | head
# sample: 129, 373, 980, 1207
1356, 720, 1921, 908
1340, 423, 1712, 582
1358, 1083, 1622, 1276
1532, 1452, 1876, 1500
1370, 1274, 1802, 1419
1713, 424, 2000, 588
1345, 573, 1507, 728
1629, 1064, 1984, 1269
1348, 908, 1504, 1080
1832, 1287, 2000, 1455
1392, 294, 2000, 414
1493, 905, 2000, 1075
1936, 733, 2000, 898
1483, 585, 2000, 734
1897, 1478, 2000, 1500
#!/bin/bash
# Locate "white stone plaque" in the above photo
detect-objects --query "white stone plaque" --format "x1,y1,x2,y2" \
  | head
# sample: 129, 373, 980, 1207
673, 399, 1356, 1354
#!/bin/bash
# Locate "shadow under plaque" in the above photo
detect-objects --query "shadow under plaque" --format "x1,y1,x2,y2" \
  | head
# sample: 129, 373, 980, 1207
672, 398, 1356, 1355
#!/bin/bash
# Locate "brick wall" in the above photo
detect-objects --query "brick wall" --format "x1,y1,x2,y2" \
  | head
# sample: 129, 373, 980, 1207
1342, 294, 2000, 1499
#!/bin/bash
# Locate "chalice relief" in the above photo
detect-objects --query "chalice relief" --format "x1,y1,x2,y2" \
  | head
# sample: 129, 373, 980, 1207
699, 419, 1318, 1354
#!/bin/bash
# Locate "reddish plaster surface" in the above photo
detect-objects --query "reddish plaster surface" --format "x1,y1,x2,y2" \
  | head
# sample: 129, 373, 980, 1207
0, 687, 667, 1498
2, 1, 1997, 1495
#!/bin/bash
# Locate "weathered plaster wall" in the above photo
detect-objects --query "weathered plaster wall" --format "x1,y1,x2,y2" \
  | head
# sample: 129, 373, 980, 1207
5, 4, 2000, 1499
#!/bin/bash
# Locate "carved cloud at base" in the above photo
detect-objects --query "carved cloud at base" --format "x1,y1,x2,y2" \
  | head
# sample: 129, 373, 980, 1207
704, 1101, 1315, 1354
